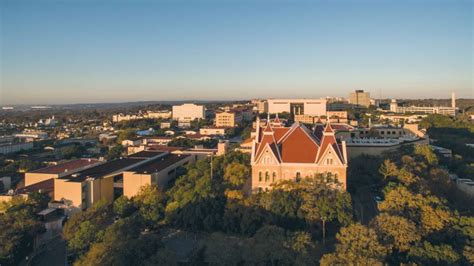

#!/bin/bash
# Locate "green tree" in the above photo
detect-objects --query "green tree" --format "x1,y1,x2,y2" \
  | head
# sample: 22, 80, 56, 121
379, 159, 399, 180
117, 128, 136, 144
113, 195, 136, 218
409, 241, 460, 265
223, 162, 249, 188
320, 223, 388, 266
298, 176, 352, 243
0, 197, 45, 265
243, 225, 293, 265
76, 218, 162, 266
379, 186, 452, 235
133, 185, 165, 227
414, 144, 438, 166
371, 213, 421, 252
67, 221, 102, 256
107, 145, 124, 160
63, 200, 112, 257
203, 232, 243, 265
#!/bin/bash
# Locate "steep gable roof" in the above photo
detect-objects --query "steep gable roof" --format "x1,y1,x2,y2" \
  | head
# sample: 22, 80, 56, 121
253, 122, 346, 165
255, 124, 281, 162
273, 127, 290, 142
316, 129, 344, 164
280, 126, 319, 163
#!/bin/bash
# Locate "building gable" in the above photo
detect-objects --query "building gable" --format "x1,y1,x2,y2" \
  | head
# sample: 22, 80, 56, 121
255, 143, 280, 165
317, 143, 344, 166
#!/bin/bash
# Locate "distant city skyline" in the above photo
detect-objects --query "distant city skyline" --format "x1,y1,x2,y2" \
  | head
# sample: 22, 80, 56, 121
1, 0, 473, 105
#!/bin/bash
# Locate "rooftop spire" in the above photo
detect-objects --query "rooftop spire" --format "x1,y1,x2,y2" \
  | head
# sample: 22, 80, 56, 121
274, 113, 280, 123
324, 121, 334, 134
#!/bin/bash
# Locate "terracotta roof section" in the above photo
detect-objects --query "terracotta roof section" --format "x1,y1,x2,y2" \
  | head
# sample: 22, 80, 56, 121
255, 133, 278, 161
274, 115, 281, 123
263, 123, 273, 133
330, 124, 354, 131
253, 122, 346, 165
273, 127, 290, 142
280, 127, 319, 163
241, 137, 254, 145
30, 159, 101, 174
324, 123, 334, 133
316, 133, 344, 164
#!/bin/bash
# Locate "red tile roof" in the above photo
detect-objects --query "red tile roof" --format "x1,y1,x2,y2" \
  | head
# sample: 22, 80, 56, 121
280, 126, 318, 163
254, 122, 345, 165
273, 128, 290, 142
324, 123, 334, 133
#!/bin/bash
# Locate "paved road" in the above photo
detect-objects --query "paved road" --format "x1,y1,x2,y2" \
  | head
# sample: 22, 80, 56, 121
352, 186, 378, 224
29, 237, 67, 266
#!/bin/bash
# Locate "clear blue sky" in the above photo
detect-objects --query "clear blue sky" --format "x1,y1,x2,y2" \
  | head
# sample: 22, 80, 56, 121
1, 0, 472, 105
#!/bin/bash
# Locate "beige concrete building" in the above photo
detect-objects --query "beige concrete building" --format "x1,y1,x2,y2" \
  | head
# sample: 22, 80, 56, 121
123, 154, 192, 198
172, 103, 205, 122
146, 111, 172, 119
215, 110, 242, 127
253, 100, 268, 113
53, 152, 165, 214
294, 111, 348, 125
112, 111, 172, 123
267, 99, 327, 116
200, 127, 226, 136
348, 90, 371, 107
250, 118, 348, 192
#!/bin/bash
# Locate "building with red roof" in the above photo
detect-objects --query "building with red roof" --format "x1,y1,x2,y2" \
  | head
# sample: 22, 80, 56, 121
250, 117, 348, 192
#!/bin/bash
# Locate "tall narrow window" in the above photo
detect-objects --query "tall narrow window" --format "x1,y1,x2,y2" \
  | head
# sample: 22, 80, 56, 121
265, 172, 270, 182
272, 172, 276, 182
296, 172, 301, 182
259, 172, 262, 182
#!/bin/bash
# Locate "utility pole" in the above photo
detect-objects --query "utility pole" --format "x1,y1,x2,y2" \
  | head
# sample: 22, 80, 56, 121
210, 154, 213, 179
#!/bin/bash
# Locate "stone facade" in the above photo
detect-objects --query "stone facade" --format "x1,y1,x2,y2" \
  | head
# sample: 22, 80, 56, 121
250, 119, 348, 192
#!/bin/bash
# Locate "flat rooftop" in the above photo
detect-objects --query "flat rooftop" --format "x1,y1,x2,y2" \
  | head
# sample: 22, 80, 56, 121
129, 154, 190, 174
129, 151, 165, 159
146, 145, 184, 152
61, 158, 145, 182
29, 158, 101, 174
16, 178, 54, 194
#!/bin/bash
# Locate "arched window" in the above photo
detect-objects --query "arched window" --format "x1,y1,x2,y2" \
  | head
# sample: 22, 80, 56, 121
272, 172, 276, 182
258, 172, 262, 182
265, 171, 270, 182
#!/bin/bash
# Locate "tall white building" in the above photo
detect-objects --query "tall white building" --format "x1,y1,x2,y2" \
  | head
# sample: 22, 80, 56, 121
389, 92, 457, 116
267, 99, 327, 116
172, 103, 205, 122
